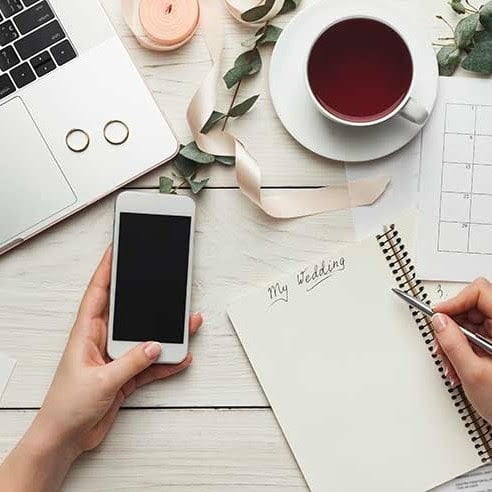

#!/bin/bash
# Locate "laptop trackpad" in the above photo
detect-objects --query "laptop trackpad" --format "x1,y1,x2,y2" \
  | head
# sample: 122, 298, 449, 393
0, 98, 76, 245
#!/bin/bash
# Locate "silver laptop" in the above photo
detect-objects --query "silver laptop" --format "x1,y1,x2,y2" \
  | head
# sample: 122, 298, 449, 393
0, 0, 179, 255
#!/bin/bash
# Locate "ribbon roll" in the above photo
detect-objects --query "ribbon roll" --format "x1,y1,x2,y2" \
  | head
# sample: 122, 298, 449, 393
122, 0, 200, 51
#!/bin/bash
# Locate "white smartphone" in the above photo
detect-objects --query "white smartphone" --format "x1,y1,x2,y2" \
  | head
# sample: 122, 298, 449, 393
107, 191, 195, 364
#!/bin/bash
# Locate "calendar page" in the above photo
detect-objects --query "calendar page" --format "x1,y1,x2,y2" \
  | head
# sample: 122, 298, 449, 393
417, 77, 492, 282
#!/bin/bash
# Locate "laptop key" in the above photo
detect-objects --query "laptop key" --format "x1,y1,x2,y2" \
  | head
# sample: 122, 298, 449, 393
10, 60, 35, 87
50, 39, 75, 66
0, 20, 18, 46
0, 0, 23, 18
30, 49, 54, 76
22, 0, 39, 6
14, 0, 53, 35
14, 19, 64, 59
0, 72, 14, 99
0, 45, 19, 71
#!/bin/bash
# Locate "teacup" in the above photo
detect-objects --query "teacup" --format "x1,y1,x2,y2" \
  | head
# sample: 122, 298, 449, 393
305, 16, 428, 127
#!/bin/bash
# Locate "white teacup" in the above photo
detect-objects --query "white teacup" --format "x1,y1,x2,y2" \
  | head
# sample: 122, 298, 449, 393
305, 16, 428, 127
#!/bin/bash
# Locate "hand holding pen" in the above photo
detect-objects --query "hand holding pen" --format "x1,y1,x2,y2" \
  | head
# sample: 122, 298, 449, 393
398, 278, 492, 426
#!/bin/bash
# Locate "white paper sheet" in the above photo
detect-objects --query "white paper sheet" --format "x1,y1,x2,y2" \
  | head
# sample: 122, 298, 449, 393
0, 352, 15, 402
434, 465, 492, 492
417, 77, 492, 282
346, 135, 421, 240
228, 214, 480, 492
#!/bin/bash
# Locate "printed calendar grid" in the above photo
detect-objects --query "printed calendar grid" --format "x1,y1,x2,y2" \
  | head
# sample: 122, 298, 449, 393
438, 103, 492, 255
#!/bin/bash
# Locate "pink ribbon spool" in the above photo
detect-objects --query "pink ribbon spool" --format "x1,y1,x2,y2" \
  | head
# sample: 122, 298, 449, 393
139, 0, 200, 50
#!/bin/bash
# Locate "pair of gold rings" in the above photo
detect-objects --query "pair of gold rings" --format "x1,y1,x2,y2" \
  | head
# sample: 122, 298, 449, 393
65, 120, 130, 153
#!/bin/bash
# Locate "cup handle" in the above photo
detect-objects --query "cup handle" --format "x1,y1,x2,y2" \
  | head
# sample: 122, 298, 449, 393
399, 97, 428, 125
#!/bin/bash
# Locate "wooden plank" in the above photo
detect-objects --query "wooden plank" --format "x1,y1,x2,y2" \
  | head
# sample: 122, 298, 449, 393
0, 190, 352, 408
0, 409, 307, 491
99, 0, 450, 189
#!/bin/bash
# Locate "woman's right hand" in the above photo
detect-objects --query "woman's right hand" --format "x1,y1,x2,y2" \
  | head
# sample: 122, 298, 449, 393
433, 277, 492, 424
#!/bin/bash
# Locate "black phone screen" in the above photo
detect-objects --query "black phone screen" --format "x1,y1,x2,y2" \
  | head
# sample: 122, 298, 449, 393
113, 212, 191, 344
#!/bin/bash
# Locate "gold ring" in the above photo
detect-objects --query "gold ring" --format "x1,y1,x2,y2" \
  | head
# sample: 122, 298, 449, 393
104, 120, 130, 146
66, 129, 90, 153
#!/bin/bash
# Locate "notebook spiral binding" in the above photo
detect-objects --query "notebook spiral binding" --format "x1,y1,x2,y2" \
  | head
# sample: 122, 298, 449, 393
376, 224, 492, 464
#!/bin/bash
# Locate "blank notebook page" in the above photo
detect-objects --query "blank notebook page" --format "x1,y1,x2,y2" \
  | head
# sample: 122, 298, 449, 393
228, 217, 480, 491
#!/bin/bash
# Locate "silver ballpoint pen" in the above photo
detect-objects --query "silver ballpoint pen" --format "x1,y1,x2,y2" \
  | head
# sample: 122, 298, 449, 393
392, 288, 492, 356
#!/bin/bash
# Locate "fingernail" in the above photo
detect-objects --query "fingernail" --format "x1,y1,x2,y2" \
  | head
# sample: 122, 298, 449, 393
432, 314, 447, 334
144, 342, 161, 360
444, 366, 449, 378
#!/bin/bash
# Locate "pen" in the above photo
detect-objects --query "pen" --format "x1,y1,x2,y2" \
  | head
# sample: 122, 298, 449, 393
392, 288, 492, 356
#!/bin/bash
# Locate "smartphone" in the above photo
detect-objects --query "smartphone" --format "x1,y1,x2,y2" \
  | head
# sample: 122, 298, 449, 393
107, 191, 195, 364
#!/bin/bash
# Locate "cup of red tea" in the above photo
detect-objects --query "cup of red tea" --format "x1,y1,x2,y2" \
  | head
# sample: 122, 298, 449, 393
306, 17, 428, 127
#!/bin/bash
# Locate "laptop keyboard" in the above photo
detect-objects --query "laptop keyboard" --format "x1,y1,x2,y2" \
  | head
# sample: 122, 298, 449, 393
0, 0, 76, 101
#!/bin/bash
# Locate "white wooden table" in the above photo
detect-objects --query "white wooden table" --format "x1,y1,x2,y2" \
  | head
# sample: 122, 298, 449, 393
0, 1, 453, 489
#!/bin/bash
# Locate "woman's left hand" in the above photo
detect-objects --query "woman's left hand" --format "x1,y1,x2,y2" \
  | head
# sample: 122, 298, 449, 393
37, 245, 203, 456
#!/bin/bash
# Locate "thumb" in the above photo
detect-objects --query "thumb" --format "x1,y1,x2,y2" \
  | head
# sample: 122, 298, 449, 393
105, 342, 162, 390
432, 313, 481, 384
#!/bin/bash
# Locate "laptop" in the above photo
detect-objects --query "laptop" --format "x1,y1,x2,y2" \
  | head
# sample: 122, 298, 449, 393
0, 0, 179, 256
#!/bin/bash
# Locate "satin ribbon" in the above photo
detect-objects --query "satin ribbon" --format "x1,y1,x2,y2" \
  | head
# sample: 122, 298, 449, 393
122, 0, 390, 218
225, 0, 285, 24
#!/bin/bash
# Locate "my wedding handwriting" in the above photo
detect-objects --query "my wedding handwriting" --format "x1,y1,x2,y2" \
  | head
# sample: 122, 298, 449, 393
297, 257, 346, 292
266, 256, 346, 308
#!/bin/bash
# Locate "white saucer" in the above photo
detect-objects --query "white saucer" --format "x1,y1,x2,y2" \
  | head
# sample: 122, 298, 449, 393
269, 0, 438, 162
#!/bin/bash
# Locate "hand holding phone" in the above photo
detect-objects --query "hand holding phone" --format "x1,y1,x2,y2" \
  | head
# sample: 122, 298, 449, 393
107, 191, 195, 364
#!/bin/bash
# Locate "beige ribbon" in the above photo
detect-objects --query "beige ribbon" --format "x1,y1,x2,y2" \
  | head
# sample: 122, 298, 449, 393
123, 0, 390, 218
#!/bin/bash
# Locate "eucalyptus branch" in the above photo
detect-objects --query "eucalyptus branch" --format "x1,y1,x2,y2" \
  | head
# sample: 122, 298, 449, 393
437, 0, 492, 77
222, 78, 243, 131
465, 0, 478, 12
436, 15, 456, 34
158, 0, 301, 196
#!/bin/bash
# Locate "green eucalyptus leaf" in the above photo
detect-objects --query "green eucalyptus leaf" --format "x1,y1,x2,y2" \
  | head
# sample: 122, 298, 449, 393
228, 94, 259, 117
180, 141, 215, 164
241, 35, 259, 48
455, 13, 480, 49
279, 0, 300, 15
224, 64, 254, 89
201, 111, 226, 134
462, 40, 492, 73
241, 0, 274, 22
234, 48, 262, 71
188, 177, 209, 194
480, 1, 492, 31
474, 29, 492, 44
214, 155, 236, 166
257, 24, 283, 45
449, 0, 466, 14
437, 45, 463, 76
159, 176, 175, 194
174, 154, 200, 178
223, 49, 262, 88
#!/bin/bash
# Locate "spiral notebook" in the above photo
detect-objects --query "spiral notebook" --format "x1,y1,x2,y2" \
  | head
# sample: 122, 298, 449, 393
227, 215, 492, 492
